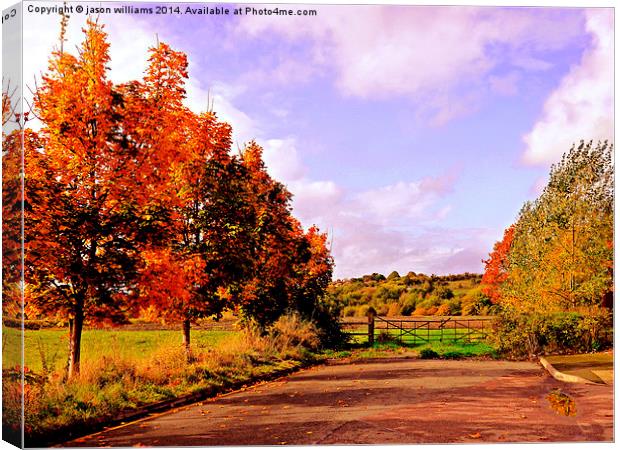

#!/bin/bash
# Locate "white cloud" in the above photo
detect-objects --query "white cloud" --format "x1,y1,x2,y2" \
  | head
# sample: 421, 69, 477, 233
522, 9, 613, 165
251, 138, 488, 278
278, 164, 490, 278
237, 6, 585, 125
207, 84, 259, 146
261, 138, 307, 182
355, 172, 456, 223
239, 59, 320, 87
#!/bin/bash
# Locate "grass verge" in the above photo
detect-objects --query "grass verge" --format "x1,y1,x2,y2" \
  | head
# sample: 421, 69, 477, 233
2, 315, 324, 446
322, 338, 498, 360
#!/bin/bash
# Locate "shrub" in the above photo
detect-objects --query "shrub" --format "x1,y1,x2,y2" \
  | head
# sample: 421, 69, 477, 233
426, 306, 438, 316
441, 351, 462, 359
269, 313, 320, 355
412, 306, 428, 316
435, 304, 451, 316
399, 293, 418, 316
419, 348, 439, 359
461, 288, 492, 315
308, 296, 349, 347
436, 286, 454, 300
376, 331, 400, 344
343, 306, 358, 317
445, 299, 462, 315
375, 304, 389, 316
357, 305, 371, 317
386, 303, 401, 317
492, 307, 613, 357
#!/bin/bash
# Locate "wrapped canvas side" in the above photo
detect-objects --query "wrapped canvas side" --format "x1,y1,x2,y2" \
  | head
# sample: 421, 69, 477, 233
2, 2, 25, 448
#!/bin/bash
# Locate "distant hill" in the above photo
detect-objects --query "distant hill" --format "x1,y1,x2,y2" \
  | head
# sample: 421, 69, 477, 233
329, 271, 495, 317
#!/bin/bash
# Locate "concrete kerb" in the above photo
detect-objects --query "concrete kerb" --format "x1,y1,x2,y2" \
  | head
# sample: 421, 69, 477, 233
39, 360, 317, 448
539, 356, 598, 385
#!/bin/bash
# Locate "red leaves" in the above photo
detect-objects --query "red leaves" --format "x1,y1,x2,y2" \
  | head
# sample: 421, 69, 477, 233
481, 225, 515, 304
18, 16, 334, 374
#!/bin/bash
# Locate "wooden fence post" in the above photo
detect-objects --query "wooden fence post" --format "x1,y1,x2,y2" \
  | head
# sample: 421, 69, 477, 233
367, 307, 376, 346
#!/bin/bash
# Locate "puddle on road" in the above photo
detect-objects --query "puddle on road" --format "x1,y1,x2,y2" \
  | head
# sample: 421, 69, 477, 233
546, 389, 576, 416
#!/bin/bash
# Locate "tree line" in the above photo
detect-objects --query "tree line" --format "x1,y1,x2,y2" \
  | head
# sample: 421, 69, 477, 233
481, 141, 613, 354
330, 271, 491, 318
2, 19, 335, 379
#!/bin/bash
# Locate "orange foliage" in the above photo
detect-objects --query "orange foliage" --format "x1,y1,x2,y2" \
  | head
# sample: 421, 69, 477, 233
19, 18, 334, 374
435, 304, 451, 316
481, 225, 515, 304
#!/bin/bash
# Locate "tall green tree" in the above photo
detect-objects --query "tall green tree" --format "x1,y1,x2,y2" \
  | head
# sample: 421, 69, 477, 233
499, 140, 613, 313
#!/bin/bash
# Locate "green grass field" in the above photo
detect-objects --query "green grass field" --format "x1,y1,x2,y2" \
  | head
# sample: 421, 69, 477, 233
334, 325, 497, 359
2, 327, 234, 374
3, 323, 495, 375
2, 322, 315, 443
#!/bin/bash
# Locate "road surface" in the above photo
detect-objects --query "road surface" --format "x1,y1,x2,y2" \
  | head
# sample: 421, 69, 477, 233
65, 358, 613, 446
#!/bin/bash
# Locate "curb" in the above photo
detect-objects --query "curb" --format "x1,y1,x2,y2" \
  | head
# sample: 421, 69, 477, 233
37, 360, 319, 448
539, 356, 597, 385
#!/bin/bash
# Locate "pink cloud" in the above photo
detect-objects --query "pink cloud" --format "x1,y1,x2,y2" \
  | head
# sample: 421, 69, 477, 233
489, 72, 520, 96
355, 172, 456, 223
237, 6, 585, 125
250, 135, 492, 278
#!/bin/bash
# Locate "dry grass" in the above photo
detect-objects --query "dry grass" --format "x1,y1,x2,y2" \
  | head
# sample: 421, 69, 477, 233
4, 314, 322, 444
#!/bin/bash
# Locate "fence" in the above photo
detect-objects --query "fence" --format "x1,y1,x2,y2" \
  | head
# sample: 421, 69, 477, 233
340, 313, 495, 345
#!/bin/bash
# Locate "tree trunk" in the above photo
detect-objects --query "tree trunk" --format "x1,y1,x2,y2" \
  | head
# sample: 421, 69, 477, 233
65, 318, 74, 378
182, 318, 191, 360
68, 297, 84, 379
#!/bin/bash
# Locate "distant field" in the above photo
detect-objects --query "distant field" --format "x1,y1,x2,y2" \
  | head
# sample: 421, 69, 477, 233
2, 327, 235, 373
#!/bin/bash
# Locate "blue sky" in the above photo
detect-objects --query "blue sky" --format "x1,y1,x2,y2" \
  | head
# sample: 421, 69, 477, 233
19, 2, 614, 278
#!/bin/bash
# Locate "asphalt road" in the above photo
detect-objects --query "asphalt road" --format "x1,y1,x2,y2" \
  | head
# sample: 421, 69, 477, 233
65, 358, 613, 446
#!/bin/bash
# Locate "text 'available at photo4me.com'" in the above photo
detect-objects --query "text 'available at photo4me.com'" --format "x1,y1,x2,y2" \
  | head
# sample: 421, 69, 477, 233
23, 2, 319, 17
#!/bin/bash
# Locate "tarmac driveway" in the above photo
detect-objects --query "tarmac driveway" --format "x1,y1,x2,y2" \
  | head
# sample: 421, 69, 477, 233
65, 358, 613, 446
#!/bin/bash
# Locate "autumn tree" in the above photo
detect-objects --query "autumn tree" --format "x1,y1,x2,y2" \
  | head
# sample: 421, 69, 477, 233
23, 16, 338, 372
481, 225, 514, 304
500, 141, 613, 313
137, 108, 259, 356
290, 226, 344, 345
481, 139, 614, 325
238, 142, 337, 342
238, 142, 301, 327
27, 20, 169, 378
2, 88, 23, 320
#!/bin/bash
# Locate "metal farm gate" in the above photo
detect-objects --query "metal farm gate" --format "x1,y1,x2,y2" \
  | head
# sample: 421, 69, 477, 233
340, 315, 494, 345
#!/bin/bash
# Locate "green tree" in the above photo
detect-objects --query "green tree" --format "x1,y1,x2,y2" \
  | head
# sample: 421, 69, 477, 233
502, 141, 613, 313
